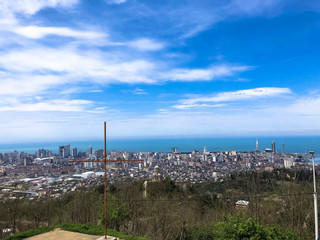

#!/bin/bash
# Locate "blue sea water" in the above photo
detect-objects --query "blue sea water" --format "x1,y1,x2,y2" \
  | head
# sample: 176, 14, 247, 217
0, 136, 320, 154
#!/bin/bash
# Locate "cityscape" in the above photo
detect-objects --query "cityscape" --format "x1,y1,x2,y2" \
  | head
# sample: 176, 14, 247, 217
0, 140, 313, 202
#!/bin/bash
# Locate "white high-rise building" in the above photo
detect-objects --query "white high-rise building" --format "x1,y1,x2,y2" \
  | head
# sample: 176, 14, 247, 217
203, 146, 208, 154
87, 146, 93, 155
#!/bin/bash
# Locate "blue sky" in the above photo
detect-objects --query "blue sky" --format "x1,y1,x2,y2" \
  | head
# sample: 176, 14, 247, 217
0, 0, 320, 143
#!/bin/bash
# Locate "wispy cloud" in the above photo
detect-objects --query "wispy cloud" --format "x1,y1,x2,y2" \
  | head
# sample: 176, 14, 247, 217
163, 65, 253, 82
173, 87, 292, 109
173, 104, 225, 110
106, 0, 127, 5
13, 26, 106, 39
131, 88, 148, 95
0, 99, 94, 112
0, 47, 156, 86
105, 94, 320, 138
129, 38, 165, 51
0, 47, 251, 100
0, 0, 78, 16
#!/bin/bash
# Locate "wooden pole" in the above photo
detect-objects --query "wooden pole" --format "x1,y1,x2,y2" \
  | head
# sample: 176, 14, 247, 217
104, 121, 107, 239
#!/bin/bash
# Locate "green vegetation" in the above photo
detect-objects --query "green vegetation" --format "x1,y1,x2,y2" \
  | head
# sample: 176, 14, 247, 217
181, 214, 299, 240
2, 224, 150, 240
98, 196, 132, 231
2, 226, 54, 240
0, 169, 318, 239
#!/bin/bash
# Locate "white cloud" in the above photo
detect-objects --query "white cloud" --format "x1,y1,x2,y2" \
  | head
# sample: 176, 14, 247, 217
89, 89, 103, 93
271, 96, 320, 116
13, 26, 106, 39
0, 75, 65, 96
0, 47, 156, 85
131, 88, 147, 95
164, 65, 252, 82
0, 0, 78, 16
0, 47, 252, 100
226, 0, 283, 17
161, 0, 286, 39
129, 38, 164, 51
173, 104, 225, 110
173, 87, 292, 109
107, 0, 127, 4
0, 99, 93, 112
105, 94, 320, 138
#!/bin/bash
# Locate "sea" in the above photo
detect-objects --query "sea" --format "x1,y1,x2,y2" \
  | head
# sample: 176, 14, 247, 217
0, 136, 320, 155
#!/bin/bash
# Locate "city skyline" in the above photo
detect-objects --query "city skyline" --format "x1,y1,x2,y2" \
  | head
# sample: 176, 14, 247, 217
1, 0, 320, 143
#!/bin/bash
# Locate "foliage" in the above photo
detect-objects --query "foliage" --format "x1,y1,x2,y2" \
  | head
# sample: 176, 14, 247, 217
212, 214, 299, 240
181, 214, 299, 240
98, 195, 132, 231
2, 226, 55, 240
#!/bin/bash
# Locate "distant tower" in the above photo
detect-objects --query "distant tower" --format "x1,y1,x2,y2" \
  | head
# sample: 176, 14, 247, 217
64, 144, 70, 157
282, 143, 285, 154
204, 146, 207, 154
72, 148, 78, 158
59, 146, 64, 158
153, 166, 162, 181
272, 141, 276, 154
171, 147, 179, 154
87, 146, 93, 155
256, 139, 259, 152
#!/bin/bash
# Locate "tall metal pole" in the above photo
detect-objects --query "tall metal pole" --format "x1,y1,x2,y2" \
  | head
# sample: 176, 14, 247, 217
68, 122, 142, 239
104, 122, 107, 239
311, 151, 318, 240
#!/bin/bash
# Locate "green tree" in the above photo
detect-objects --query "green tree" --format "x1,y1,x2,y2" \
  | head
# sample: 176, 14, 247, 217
212, 214, 299, 240
99, 196, 131, 231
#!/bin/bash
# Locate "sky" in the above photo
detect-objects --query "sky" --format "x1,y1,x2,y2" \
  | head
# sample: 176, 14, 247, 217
0, 0, 320, 143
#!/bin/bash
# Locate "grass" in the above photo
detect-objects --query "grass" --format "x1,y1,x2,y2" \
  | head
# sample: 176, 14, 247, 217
2, 226, 55, 240
2, 224, 150, 240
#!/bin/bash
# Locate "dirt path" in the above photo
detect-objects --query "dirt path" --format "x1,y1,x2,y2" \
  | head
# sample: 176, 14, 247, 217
25, 228, 118, 240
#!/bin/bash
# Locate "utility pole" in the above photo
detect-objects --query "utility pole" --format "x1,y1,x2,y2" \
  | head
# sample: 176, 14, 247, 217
310, 151, 318, 240
70, 122, 143, 239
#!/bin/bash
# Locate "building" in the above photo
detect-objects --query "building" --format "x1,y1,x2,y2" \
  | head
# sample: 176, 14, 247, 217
64, 144, 70, 157
203, 146, 208, 154
152, 166, 162, 181
236, 200, 249, 210
171, 147, 179, 154
59, 144, 71, 158
284, 158, 294, 169
72, 148, 77, 158
272, 141, 276, 154
59, 146, 64, 158
93, 149, 104, 159
87, 146, 93, 155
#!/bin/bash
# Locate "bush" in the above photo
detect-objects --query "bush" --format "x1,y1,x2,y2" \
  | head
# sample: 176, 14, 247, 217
180, 214, 299, 240
212, 214, 298, 240
2, 226, 55, 240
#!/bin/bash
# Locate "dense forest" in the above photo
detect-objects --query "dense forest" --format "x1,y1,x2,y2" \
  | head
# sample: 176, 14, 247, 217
0, 169, 318, 239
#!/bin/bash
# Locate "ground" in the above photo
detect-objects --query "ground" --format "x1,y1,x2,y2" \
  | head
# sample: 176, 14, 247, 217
25, 228, 119, 240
